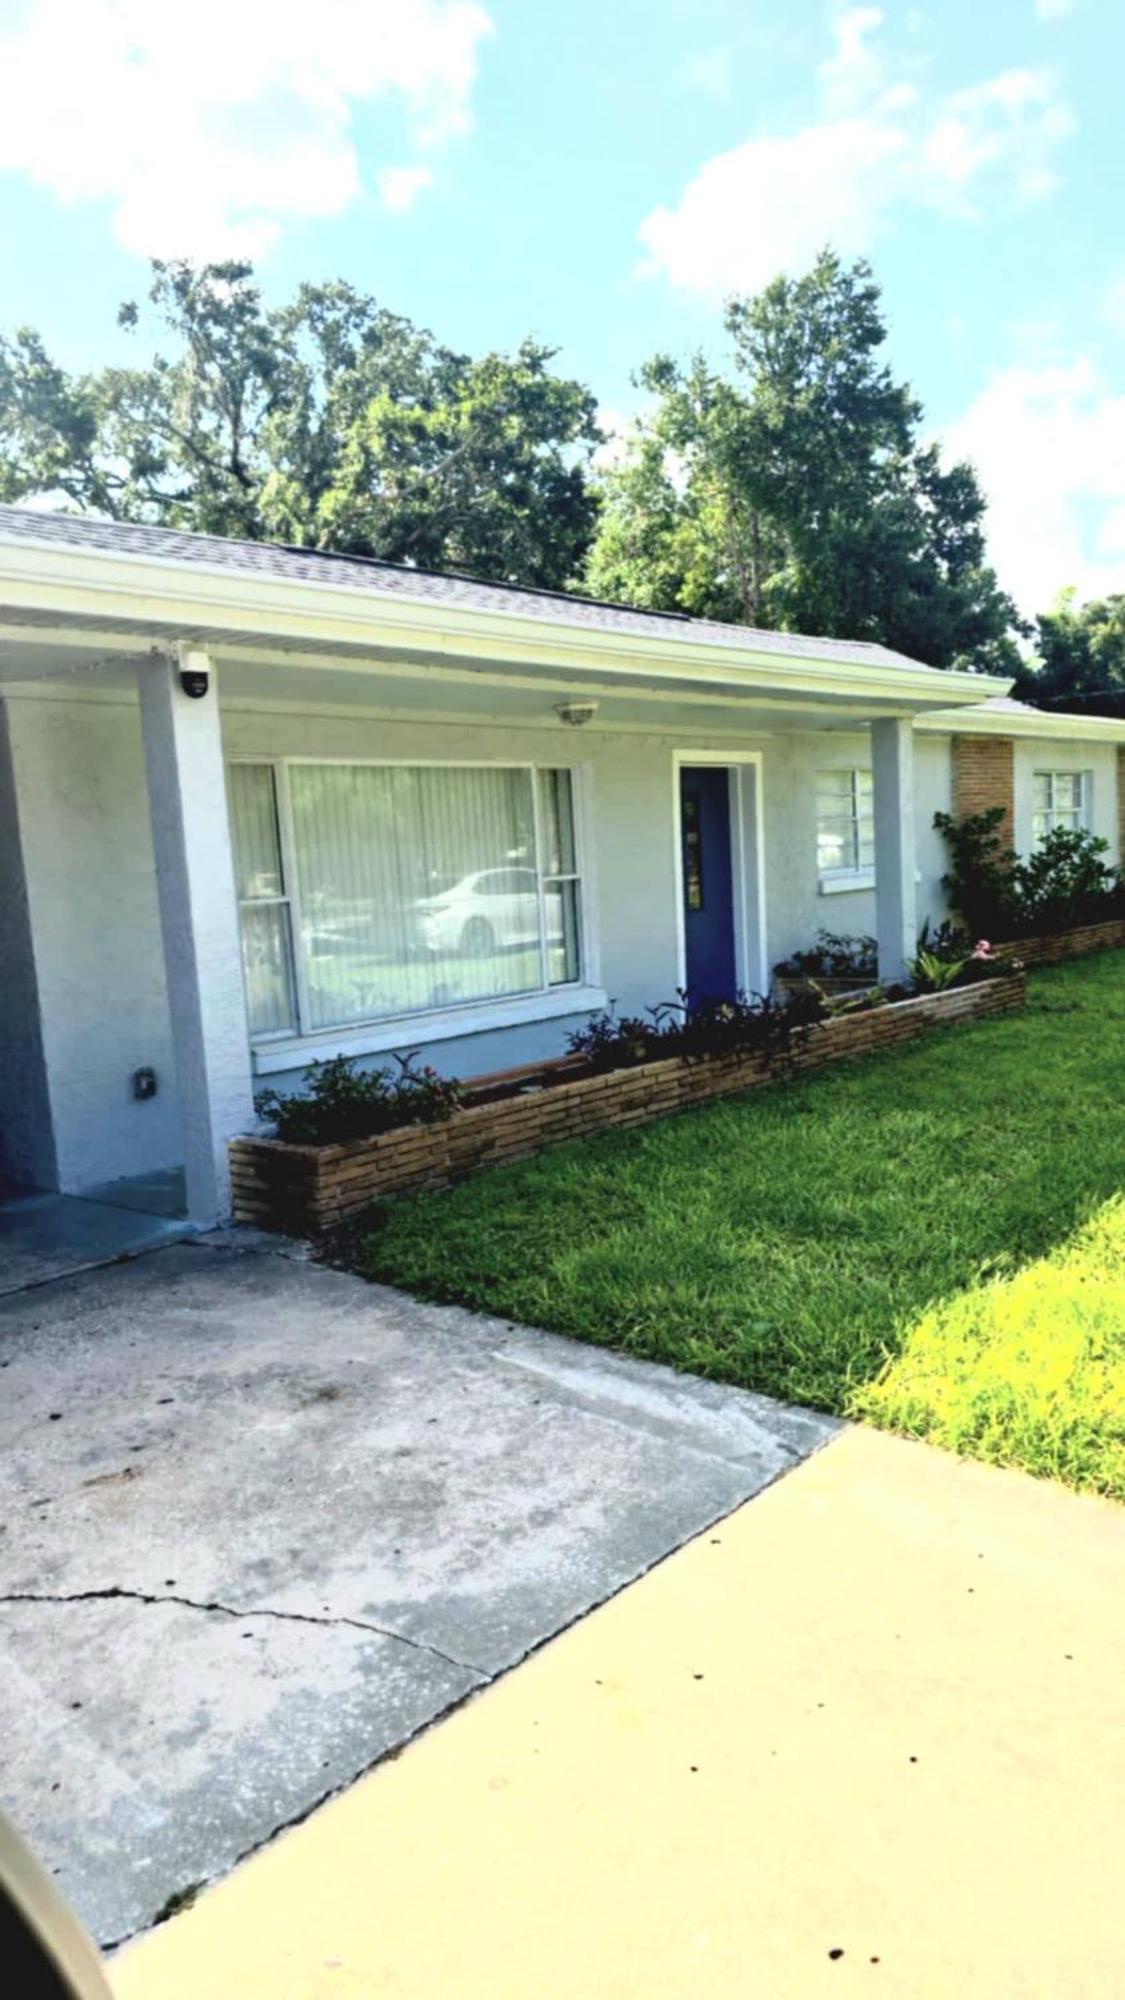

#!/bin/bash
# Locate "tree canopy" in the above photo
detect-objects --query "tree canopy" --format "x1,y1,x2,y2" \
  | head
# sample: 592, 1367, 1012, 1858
1012, 589, 1125, 718
586, 251, 1023, 673
0, 261, 602, 589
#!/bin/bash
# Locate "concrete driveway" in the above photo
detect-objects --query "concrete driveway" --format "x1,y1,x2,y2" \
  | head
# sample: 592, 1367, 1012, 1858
0, 1234, 835, 1948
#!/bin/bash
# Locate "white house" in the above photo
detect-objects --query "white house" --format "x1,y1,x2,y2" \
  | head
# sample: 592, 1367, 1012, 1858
2, 505, 1123, 1228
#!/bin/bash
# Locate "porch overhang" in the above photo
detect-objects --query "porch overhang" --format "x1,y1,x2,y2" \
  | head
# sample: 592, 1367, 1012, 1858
0, 522, 1014, 727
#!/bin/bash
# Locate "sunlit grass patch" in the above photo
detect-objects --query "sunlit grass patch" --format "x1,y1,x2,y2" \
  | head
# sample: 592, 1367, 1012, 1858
850, 1197, 1125, 1498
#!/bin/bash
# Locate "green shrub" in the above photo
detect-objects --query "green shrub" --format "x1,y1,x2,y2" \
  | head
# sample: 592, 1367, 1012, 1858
256, 1052, 462, 1145
934, 812, 1125, 939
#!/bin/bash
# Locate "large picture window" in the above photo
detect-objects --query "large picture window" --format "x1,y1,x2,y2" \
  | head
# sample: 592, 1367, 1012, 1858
228, 761, 585, 1040
816, 767, 875, 882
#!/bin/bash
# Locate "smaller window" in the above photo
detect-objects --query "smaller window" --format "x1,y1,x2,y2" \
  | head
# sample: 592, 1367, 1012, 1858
816, 768, 874, 879
227, 763, 298, 1038
1032, 770, 1089, 844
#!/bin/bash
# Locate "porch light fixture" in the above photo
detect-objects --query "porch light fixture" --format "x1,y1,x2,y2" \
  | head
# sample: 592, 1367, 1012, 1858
554, 699, 598, 727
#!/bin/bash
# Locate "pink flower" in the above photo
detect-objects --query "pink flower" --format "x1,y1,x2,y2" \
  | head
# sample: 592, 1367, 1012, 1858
971, 940, 995, 959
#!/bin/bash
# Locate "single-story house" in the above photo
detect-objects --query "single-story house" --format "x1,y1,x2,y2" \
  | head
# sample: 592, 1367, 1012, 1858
2, 505, 1124, 1228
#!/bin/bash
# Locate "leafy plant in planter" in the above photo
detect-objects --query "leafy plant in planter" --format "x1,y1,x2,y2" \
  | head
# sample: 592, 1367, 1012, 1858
932, 808, 1020, 938
255, 1052, 462, 1145
1016, 827, 1124, 933
934, 812, 1125, 939
773, 930, 878, 983
566, 988, 828, 1076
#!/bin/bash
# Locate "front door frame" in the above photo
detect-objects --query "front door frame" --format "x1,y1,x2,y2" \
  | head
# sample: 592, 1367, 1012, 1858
672, 749, 767, 1002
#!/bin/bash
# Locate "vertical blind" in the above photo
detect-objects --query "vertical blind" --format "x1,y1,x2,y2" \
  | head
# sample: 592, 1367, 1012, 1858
228, 761, 583, 1038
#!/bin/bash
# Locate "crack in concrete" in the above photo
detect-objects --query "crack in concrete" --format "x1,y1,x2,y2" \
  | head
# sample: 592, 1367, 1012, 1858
0, 1586, 484, 1679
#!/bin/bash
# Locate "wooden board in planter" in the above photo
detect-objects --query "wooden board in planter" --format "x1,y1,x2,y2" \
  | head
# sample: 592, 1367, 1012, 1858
230, 972, 1027, 1237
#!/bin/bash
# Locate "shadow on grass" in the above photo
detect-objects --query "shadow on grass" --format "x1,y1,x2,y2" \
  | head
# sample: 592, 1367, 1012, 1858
353, 955, 1125, 1489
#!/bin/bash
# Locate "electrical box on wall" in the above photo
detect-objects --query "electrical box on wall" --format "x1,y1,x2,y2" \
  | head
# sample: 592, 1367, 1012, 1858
132, 1067, 158, 1101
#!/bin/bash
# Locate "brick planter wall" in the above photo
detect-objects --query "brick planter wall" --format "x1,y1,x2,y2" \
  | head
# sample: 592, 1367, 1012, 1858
230, 973, 1027, 1236
992, 917, 1125, 969
952, 734, 1015, 842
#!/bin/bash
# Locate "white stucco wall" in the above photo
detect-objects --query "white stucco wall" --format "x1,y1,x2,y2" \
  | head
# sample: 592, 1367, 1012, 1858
4, 683, 1121, 1192
3, 693, 182, 1191
0, 702, 57, 1188
761, 729, 954, 966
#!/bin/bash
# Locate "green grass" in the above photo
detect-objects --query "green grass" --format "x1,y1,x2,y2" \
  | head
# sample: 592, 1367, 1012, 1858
852, 1197, 1125, 1496
354, 955, 1125, 1496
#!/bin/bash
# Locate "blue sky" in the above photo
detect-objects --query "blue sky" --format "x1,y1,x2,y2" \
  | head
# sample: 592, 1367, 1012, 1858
0, 0, 1122, 615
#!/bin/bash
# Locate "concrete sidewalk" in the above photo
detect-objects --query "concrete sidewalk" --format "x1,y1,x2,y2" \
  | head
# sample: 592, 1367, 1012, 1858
112, 1425, 1125, 2000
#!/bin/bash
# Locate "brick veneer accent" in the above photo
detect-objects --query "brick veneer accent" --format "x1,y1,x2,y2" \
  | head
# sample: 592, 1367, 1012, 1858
952, 733, 1016, 841
230, 974, 1027, 1235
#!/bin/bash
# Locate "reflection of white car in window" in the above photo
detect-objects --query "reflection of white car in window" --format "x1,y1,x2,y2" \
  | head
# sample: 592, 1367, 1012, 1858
414, 867, 556, 956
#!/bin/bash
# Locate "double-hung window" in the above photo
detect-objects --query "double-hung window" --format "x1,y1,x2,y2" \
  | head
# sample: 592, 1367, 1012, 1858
227, 761, 586, 1041
816, 768, 875, 887
1031, 770, 1089, 844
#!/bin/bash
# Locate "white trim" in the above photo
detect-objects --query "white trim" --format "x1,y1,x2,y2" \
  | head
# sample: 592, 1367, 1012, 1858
819, 868, 876, 895
919, 708, 1125, 744
672, 750, 767, 999
252, 984, 608, 1074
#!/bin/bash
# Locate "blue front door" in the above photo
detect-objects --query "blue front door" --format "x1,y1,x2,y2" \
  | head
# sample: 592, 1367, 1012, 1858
679, 766, 737, 1008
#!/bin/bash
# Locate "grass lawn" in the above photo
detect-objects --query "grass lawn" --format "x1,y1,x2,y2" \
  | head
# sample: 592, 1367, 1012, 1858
355, 955, 1125, 1497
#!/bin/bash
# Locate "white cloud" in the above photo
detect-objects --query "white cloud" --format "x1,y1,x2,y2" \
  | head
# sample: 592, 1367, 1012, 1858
817, 7, 886, 114
945, 359, 1125, 616
0, 0, 493, 260
639, 12, 1072, 298
1035, 0, 1076, 19
377, 165, 436, 214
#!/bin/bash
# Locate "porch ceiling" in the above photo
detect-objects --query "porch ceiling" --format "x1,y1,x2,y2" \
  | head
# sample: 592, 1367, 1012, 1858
0, 620, 999, 735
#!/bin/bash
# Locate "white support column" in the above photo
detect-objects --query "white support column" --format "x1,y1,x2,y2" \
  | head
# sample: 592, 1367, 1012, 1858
871, 716, 918, 985
138, 648, 254, 1225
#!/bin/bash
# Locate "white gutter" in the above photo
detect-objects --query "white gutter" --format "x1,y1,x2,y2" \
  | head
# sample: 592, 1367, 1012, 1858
918, 705, 1125, 744
0, 530, 1014, 713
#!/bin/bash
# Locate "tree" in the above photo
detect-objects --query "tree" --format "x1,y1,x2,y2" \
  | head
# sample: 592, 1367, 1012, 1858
1013, 590, 1125, 718
0, 262, 602, 589
586, 251, 1022, 672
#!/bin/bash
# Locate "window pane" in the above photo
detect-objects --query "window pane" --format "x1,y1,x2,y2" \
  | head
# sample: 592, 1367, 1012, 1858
1032, 773, 1051, 811
540, 768, 577, 876
1032, 811, 1049, 843
240, 902, 296, 1037
817, 827, 855, 872
1054, 773, 1080, 810
228, 763, 284, 899
855, 770, 874, 799
546, 879, 581, 986
816, 769, 853, 801
289, 764, 544, 1029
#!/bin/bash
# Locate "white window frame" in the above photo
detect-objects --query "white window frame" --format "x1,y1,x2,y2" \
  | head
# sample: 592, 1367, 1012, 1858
816, 766, 876, 894
1031, 769, 1091, 845
227, 755, 603, 1069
